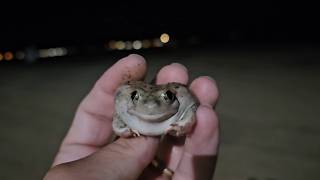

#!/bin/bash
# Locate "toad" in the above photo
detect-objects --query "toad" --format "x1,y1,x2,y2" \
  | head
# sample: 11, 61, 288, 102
112, 81, 198, 137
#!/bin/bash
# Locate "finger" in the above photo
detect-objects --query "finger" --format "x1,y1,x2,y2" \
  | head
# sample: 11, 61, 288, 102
173, 76, 219, 180
190, 76, 219, 107
173, 106, 219, 180
156, 63, 189, 84
53, 54, 147, 166
155, 63, 189, 173
45, 137, 159, 180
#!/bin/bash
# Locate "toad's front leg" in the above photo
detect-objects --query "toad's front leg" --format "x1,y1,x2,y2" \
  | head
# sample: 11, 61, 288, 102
112, 113, 140, 137
165, 104, 197, 136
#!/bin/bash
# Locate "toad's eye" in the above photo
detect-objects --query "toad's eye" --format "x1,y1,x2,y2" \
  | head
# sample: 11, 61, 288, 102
131, 91, 139, 102
161, 90, 176, 102
166, 90, 175, 101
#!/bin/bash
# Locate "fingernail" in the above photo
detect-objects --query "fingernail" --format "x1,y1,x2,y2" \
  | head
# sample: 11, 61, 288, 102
126, 54, 146, 62
204, 76, 216, 83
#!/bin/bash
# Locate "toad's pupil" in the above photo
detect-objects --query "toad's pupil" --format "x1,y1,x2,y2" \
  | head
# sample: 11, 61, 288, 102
166, 90, 175, 101
131, 91, 138, 101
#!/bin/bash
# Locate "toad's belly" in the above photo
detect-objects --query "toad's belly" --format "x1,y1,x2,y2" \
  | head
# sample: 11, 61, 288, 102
123, 115, 177, 136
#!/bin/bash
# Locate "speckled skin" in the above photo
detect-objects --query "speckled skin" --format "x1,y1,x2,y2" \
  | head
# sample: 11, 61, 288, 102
112, 81, 198, 137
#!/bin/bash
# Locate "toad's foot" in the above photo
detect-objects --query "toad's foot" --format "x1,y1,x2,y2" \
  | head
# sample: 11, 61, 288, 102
131, 129, 141, 137
166, 123, 185, 137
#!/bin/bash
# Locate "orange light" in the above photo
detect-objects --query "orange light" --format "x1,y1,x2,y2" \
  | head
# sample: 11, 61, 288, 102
4, 52, 13, 61
108, 40, 117, 49
0, 53, 3, 61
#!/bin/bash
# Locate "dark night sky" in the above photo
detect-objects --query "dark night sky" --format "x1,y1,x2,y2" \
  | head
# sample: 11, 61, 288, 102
1, 2, 319, 49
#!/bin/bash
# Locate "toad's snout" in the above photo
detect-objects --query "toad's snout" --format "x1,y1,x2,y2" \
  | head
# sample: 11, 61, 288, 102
144, 101, 159, 109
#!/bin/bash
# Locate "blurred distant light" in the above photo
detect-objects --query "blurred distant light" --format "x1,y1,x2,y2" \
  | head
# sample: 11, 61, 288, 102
61, 47, 68, 55
133, 40, 142, 50
0, 53, 3, 61
160, 33, 170, 43
142, 40, 152, 48
15, 51, 25, 60
125, 41, 133, 50
115, 41, 125, 50
108, 40, 116, 49
39, 47, 67, 58
39, 49, 49, 58
55, 48, 62, 56
4, 52, 13, 61
153, 38, 163, 47
48, 48, 57, 57
55, 47, 68, 56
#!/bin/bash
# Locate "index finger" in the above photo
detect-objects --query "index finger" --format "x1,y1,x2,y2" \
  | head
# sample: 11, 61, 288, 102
53, 54, 147, 166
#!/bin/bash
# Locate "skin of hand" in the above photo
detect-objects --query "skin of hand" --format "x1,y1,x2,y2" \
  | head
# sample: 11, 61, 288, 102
43, 54, 219, 180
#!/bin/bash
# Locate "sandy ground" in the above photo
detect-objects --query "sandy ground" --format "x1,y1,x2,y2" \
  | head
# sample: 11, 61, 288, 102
1, 46, 319, 180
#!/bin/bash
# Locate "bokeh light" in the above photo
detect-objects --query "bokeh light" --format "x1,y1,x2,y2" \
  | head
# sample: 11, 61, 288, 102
4, 52, 14, 61
60, 48, 68, 55
39, 49, 49, 58
0, 53, 3, 61
108, 40, 116, 49
115, 41, 125, 50
133, 40, 142, 50
142, 40, 152, 48
153, 38, 163, 47
160, 33, 170, 43
39, 48, 68, 58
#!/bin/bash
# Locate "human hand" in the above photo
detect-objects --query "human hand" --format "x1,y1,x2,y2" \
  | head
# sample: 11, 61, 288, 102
44, 54, 219, 180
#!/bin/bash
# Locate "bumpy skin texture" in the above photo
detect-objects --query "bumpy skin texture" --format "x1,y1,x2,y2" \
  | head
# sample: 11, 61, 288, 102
112, 81, 198, 137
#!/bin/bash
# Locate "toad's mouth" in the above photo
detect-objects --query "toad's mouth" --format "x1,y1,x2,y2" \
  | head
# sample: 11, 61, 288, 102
128, 109, 178, 122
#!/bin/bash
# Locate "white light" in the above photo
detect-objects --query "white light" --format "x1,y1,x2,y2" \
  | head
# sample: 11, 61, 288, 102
55, 48, 63, 56
133, 40, 142, 50
54, 47, 68, 56
39, 47, 68, 58
48, 48, 57, 57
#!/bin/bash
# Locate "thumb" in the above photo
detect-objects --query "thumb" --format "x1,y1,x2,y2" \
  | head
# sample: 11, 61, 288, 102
98, 136, 160, 179
45, 136, 159, 180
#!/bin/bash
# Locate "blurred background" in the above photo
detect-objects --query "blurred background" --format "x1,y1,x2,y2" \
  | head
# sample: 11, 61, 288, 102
1, 2, 320, 180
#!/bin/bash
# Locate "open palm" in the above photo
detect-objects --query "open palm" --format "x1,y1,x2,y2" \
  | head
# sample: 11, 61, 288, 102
45, 54, 219, 180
